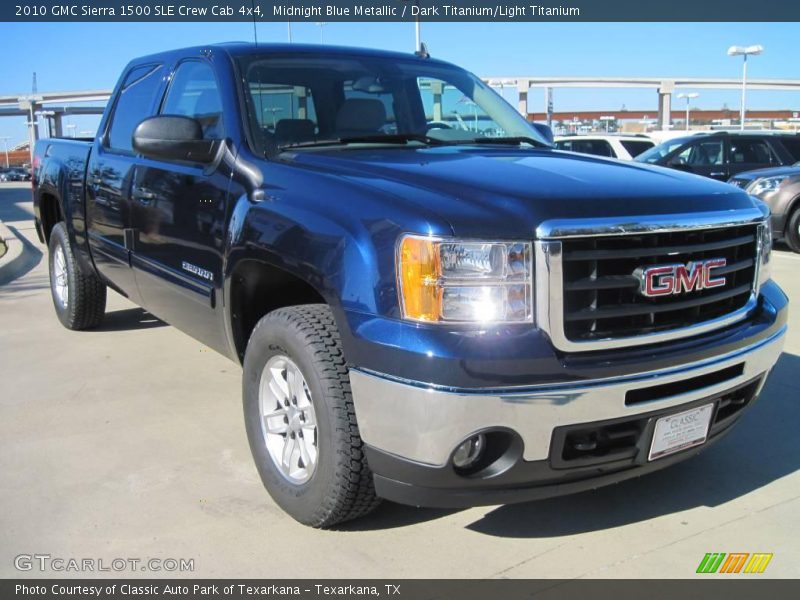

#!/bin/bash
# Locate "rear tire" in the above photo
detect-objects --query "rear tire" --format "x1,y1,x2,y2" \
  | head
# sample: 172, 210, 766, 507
785, 205, 800, 254
48, 222, 106, 330
242, 304, 380, 527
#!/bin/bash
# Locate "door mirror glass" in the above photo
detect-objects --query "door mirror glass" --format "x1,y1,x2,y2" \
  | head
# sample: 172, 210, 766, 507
132, 115, 218, 163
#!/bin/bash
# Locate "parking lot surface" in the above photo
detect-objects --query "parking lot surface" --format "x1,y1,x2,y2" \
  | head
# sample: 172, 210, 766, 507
1, 181, 798, 578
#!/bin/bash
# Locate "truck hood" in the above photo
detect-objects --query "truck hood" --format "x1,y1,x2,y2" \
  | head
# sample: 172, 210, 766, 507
283, 146, 757, 237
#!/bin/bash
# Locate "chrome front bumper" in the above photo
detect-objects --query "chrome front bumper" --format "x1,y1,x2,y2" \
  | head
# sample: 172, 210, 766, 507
349, 326, 786, 467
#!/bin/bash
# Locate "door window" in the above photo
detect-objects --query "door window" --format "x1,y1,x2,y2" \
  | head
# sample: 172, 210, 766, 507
675, 139, 724, 166
107, 64, 164, 153
729, 138, 778, 165
161, 61, 225, 139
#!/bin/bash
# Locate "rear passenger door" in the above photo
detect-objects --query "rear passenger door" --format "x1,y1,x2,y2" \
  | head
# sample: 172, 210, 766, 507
86, 63, 165, 304
128, 59, 231, 352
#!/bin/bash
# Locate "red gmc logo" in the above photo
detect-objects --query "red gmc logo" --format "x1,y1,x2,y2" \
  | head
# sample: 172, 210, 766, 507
635, 258, 727, 297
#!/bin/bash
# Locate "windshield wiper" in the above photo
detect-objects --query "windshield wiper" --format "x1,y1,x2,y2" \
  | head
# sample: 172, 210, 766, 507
340, 133, 447, 146
278, 133, 445, 151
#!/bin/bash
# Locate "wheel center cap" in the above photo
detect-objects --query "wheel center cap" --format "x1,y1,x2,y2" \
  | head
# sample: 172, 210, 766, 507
287, 405, 302, 431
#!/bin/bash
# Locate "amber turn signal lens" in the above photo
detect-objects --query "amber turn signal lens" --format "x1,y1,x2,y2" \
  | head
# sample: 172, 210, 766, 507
398, 236, 442, 321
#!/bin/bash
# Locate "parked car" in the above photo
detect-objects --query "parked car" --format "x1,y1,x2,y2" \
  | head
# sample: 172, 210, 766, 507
0, 167, 32, 181
33, 43, 786, 527
554, 134, 655, 160
729, 164, 800, 252
636, 131, 800, 181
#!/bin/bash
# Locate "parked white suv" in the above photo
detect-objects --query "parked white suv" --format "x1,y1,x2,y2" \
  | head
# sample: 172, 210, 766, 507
555, 135, 655, 160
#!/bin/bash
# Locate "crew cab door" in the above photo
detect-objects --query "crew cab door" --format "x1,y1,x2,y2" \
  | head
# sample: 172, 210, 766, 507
85, 63, 165, 304
128, 59, 230, 351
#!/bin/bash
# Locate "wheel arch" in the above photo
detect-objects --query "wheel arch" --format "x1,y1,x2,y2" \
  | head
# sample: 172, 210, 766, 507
226, 257, 331, 363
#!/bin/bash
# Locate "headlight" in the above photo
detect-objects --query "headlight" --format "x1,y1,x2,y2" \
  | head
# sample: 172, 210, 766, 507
397, 235, 533, 323
748, 176, 788, 197
758, 218, 772, 289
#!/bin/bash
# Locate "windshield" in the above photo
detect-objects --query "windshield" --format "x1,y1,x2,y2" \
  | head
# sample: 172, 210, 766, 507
635, 137, 695, 163
236, 53, 548, 154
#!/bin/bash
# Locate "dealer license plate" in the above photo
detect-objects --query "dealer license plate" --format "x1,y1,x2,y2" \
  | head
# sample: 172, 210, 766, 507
648, 404, 714, 461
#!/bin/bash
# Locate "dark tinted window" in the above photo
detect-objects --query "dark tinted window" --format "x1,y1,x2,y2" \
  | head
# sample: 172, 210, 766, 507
676, 139, 724, 166
620, 140, 654, 158
730, 138, 778, 165
557, 139, 614, 157
161, 61, 225, 139
107, 64, 164, 152
778, 137, 800, 162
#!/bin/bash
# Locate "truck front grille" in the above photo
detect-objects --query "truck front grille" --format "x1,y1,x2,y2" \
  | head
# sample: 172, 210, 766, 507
559, 224, 758, 343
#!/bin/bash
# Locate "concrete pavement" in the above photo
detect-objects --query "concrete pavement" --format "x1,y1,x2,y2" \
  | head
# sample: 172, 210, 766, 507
1, 181, 798, 579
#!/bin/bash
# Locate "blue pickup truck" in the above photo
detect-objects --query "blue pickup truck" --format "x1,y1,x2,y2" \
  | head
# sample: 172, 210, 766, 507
33, 43, 787, 527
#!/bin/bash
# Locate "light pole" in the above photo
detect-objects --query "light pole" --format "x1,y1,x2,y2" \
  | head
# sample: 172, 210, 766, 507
677, 93, 699, 131
315, 22, 327, 44
0, 136, 10, 167
727, 45, 763, 131
287, 22, 292, 43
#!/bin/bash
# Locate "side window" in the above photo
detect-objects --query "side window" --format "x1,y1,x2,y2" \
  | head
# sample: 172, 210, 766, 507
676, 139, 724, 166
162, 61, 225, 139
553, 139, 612, 157
620, 140, 654, 158
107, 64, 164, 153
730, 138, 778, 165
778, 137, 800, 163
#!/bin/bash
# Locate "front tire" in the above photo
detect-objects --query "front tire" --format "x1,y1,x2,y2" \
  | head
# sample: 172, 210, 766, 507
48, 222, 106, 330
243, 305, 380, 527
785, 205, 800, 254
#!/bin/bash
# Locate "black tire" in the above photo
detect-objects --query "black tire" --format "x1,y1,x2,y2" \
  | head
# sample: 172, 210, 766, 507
48, 222, 106, 330
243, 304, 380, 527
785, 205, 800, 254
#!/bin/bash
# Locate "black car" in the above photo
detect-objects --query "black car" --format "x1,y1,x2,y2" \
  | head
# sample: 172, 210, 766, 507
636, 131, 800, 181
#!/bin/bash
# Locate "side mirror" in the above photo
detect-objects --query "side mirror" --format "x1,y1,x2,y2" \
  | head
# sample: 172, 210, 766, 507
132, 115, 219, 164
531, 122, 554, 145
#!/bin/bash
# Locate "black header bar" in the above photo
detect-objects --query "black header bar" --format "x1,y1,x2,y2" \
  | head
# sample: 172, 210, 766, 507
3, 0, 800, 22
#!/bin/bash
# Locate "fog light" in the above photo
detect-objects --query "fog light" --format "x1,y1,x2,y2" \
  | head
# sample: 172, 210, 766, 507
452, 434, 486, 469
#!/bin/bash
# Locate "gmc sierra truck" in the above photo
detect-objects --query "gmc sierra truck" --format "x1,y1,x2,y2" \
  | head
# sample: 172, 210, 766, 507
33, 43, 787, 528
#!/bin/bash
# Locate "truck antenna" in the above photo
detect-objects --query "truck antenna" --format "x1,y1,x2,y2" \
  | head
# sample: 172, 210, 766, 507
250, 0, 258, 46
415, 42, 430, 59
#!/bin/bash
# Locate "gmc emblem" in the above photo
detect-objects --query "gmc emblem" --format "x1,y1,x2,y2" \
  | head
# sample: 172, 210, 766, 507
634, 258, 727, 297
